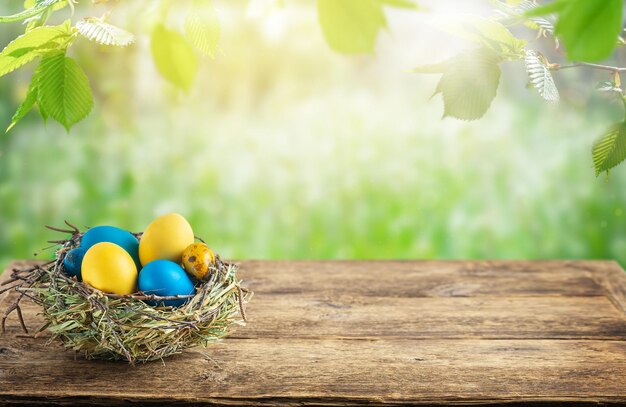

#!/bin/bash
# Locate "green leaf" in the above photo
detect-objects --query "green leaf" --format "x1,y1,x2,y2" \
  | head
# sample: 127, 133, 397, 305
36, 52, 94, 132
317, 0, 387, 54
11, 45, 52, 128
32, 61, 49, 123
527, 0, 623, 62
557, 0, 622, 62
593, 122, 626, 177
434, 15, 526, 56
184, 0, 221, 58
524, 50, 559, 102
38, 98, 49, 122
431, 48, 502, 120
76, 18, 135, 47
151, 24, 198, 92
6, 76, 38, 132
0, 23, 72, 77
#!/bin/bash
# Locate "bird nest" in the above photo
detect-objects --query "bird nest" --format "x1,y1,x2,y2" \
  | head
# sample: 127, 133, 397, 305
1, 222, 251, 364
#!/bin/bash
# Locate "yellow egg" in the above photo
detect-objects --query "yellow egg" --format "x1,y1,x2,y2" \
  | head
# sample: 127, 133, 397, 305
139, 213, 194, 265
82, 242, 138, 295
182, 243, 216, 281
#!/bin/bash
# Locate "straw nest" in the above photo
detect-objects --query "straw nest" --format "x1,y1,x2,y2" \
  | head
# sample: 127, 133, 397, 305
1, 222, 251, 364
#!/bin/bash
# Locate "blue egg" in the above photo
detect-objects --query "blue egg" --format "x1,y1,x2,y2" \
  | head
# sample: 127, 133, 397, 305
80, 226, 141, 270
63, 247, 87, 280
138, 260, 195, 307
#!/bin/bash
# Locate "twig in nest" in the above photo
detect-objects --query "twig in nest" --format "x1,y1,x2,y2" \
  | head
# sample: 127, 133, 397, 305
64, 220, 80, 234
1, 293, 28, 334
15, 304, 28, 334
238, 285, 247, 322
45, 225, 76, 235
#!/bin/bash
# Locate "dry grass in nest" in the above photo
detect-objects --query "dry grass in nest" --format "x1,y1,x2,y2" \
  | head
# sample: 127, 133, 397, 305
1, 222, 251, 364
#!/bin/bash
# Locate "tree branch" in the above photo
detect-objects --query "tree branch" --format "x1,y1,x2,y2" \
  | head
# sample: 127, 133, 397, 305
554, 62, 626, 72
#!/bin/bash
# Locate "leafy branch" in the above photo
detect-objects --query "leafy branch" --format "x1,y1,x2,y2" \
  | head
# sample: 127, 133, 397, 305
1, 0, 623, 179
413, 0, 626, 178
0, 0, 222, 132
0, 0, 419, 133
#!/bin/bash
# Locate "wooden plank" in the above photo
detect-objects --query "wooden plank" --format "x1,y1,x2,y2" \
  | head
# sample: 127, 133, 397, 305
235, 294, 626, 340
241, 260, 608, 297
1, 336, 626, 405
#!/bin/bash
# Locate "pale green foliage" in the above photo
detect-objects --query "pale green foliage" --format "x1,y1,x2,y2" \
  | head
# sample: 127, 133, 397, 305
316, 0, 416, 54
524, 50, 559, 102
317, 0, 386, 54
76, 18, 134, 47
415, 48, 502, 120
0, 22, 72, 77
151, 24, 198, 92
184, 0, 221, 58
527, 0, 623, 62
437, 49, 502, 120
36, 52, 94, 132
593, 122, 626, 177
435, 15, 526, 56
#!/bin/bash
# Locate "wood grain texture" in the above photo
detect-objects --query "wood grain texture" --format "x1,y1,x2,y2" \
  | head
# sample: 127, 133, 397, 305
1, 260, 626, 406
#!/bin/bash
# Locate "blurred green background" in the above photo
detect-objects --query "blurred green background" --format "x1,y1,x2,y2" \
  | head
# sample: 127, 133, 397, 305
1, 0, 625, 272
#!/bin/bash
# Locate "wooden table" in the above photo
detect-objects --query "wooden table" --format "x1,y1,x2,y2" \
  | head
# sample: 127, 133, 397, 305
1, 260, 626, 405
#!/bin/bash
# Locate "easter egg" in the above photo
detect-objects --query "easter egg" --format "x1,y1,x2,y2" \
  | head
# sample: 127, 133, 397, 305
81, 226, 141, 270
138, 260, 195, 307
63, 247, 87, 280
82, 242, 138, 295
182, 243, 215, 281
139, 213, 194, 266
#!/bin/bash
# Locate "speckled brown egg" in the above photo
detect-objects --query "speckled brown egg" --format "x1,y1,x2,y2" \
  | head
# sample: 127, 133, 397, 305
182, 243, 216, 281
